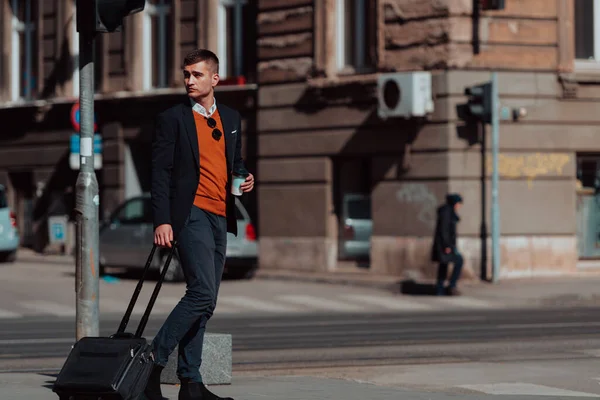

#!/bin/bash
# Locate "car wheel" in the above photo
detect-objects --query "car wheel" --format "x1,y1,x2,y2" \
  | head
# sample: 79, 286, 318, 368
161, 252, 185, 283
0, 251, 16, 263
226, 264, 258, 280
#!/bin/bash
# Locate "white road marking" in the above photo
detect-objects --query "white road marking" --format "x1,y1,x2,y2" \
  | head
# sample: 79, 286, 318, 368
152, 296, 239, 314
100, 298, 131, 314
437, 297, 495, 309
578, 349, 600, 357
19, 301, 75, 317
219, 296, 301, 313
497, 322, 600, 329
279, 295, 365, 312
156, 297, 182, 307
339, 294, 435, 311
247, 315, 488, 329
0, 308, 22, 319
458, 383, 600, 397
0, 338, 75, 345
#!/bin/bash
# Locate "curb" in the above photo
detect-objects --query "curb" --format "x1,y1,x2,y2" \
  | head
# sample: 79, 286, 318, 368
254, 270, 407, 292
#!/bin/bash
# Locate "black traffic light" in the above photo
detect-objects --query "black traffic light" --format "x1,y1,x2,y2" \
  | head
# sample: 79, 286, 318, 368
480, 0, 506, 10
464, 82, 493, 124
77, 0, 145, 34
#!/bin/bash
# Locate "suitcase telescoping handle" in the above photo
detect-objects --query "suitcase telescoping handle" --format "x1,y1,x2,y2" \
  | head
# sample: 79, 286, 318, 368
115, 241, 178, 338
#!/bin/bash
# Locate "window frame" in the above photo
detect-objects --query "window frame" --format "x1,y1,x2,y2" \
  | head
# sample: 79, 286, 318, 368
217, 0, 247, 80
71, 0, 79, 97
0, 187, 7, 209
573, 0, 600, 72
314, 0, 378, 81
143, 0, 173, 90
335, 0, 368, 73
558, 0, 600, 83
10, 0, 37, 101
110, 197, 152, 225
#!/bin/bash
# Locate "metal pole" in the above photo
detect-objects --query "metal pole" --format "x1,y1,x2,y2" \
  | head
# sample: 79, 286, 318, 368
234, 0, 243, 77
491, 72, 501, 283
75, 29, 99, 340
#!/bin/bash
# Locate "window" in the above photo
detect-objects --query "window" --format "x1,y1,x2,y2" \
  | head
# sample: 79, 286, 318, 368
575, 0, 599, 62
10, 0, 38, 101
71, 0, 79, 96
577, 157, 600, 190
336, 0, 372, 73
112, 198, 152, 225
143, 0, 173, 89
0, 188, 7, 209
218, 0, 247, 79
346, 197, 371, 220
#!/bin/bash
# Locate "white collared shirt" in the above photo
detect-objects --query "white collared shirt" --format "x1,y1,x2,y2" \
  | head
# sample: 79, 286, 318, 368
190, 98, 217, 118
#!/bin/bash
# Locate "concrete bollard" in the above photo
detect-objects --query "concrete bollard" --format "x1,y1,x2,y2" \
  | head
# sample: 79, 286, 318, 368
161, 333, 232, 385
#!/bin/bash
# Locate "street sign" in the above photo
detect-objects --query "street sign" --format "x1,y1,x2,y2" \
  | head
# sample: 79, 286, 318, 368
48, 215, 68, 245
70, 102, 98, 133
70, 133, 102, 170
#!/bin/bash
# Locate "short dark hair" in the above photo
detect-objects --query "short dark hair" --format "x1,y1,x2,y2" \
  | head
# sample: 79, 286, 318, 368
182, 49, 219, 73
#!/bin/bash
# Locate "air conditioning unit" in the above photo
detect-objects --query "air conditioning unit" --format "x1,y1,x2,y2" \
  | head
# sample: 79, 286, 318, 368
377, 71, 434, 119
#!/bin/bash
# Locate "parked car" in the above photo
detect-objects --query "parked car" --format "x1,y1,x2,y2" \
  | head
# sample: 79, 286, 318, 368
99, 193, 258, 281
339, 193, 372, 261
0, 184, 19, 263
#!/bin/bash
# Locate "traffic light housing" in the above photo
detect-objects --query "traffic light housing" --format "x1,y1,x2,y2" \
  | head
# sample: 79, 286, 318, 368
480, 0, 506, 10
77, 0, 146, 34
464, 82, 493, 124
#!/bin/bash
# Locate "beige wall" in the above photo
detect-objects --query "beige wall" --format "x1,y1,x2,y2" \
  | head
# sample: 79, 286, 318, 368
371, 69, 582, 278
256, 65, 588, 277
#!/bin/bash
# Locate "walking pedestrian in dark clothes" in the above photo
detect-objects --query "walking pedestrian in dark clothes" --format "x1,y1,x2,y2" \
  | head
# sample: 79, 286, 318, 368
431, 193, 464, 296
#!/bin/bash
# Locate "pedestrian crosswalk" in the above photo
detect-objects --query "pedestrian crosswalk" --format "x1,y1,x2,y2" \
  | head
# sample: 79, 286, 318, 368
0, 293, 505, 319
19, 300, 76, 317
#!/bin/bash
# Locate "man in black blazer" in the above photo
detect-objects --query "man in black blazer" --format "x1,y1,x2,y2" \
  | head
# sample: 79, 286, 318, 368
144, 49, 253, 400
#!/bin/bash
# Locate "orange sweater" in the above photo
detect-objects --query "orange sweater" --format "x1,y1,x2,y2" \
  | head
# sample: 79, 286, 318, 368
192, 109, 227, 217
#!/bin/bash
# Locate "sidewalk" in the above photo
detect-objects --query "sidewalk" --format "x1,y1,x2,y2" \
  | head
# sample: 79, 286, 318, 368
15, 248, 74, 266
0, 372, 588, 400
15, 246, 600, 309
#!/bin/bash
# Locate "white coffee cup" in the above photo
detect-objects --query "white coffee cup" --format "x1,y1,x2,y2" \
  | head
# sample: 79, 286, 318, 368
231, 174, 246, 196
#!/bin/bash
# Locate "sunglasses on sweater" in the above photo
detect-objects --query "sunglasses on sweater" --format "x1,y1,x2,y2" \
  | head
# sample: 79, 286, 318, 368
206, 117, 222, 141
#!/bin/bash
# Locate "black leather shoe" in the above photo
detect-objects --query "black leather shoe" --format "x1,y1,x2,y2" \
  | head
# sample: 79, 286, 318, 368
143, 364, 167, 400
179, 379, 234, 400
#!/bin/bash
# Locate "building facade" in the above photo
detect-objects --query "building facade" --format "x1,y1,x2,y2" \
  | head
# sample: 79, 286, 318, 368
0, 0, 597, 281
254, 0, 598, 281
0, 0, 258, 251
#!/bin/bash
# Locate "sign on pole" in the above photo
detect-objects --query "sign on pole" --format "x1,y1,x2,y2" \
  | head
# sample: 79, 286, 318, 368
70, 133, 103, 170
48, 215, 69, 245
70, 101, 102, 170
70, 102, 98, 133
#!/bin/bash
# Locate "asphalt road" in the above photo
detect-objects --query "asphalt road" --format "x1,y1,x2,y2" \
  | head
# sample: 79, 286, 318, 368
2, 306, 600, 374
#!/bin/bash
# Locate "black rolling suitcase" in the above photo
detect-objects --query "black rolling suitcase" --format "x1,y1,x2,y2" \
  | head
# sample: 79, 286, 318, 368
53, 242, 178, 400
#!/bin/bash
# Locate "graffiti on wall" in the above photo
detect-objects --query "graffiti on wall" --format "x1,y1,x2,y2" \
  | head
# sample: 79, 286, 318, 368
396, 183, 438, 229
487, 153, 571, 187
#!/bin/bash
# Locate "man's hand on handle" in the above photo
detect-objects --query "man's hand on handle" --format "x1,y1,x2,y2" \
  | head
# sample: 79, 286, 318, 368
155, 224, 173, 248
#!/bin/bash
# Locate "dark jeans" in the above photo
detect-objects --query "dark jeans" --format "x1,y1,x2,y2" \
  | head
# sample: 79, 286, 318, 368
436, 252, 463, 293
151, 206, 227, 383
